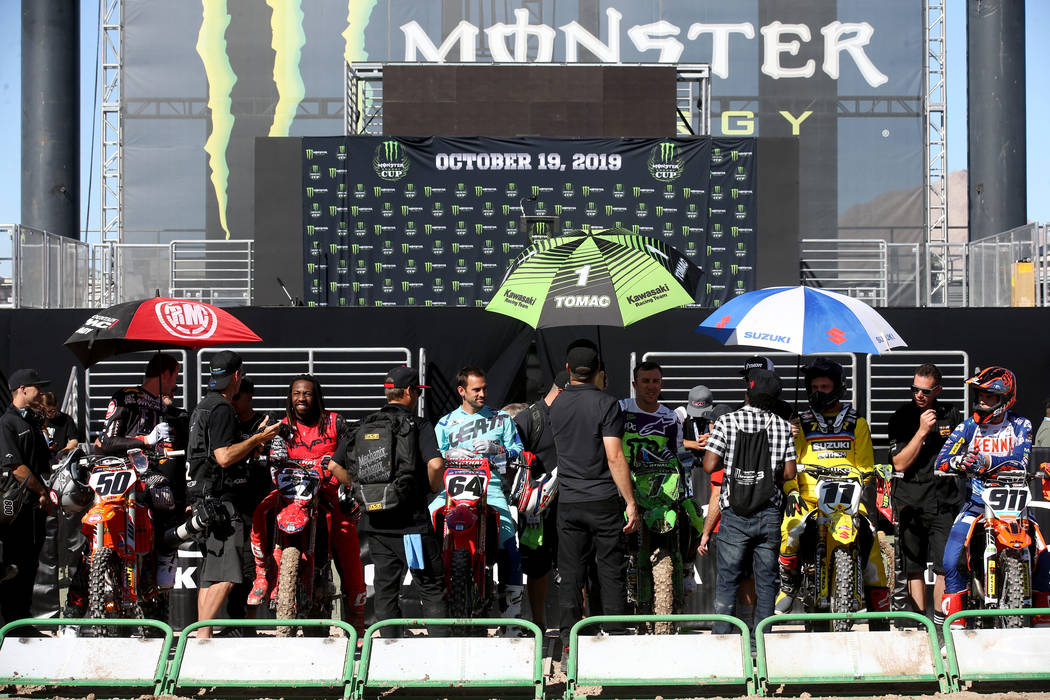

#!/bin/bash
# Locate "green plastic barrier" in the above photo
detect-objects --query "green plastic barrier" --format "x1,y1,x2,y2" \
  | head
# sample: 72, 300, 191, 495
355, 618, 543, 700
942, 608, 1050, 691
0, 617, 173, 696
754, 611, 949, 695
565, 614, 755, 700
165, 618, 357, 697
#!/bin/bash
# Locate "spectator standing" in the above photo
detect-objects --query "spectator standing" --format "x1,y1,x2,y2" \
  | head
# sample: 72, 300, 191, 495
39, 392, 80, 457
1034, 397, 1050, 447
186, 351, 281, 638
0, 369, 55, 624
350, 366, 447, 635
736, 357, 794, 421
549, 344, 639, 654
99, 353, 181, 456
887, 363, 962, 621
702, 369, 796, 634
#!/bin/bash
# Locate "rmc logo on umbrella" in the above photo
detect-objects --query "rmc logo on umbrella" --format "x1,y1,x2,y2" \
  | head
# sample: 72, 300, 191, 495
154, 301, 218, 340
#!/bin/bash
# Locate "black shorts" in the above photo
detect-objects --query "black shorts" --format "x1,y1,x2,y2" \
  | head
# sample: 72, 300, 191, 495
520, 502, 558, 579
897, 504, 953, 576
199, 503, 251, 586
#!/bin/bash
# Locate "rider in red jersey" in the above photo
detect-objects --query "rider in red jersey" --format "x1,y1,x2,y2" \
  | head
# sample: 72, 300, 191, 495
247, 375, 365, 634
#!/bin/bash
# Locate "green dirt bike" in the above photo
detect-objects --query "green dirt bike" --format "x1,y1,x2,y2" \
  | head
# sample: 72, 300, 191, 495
626, 458, 704, 634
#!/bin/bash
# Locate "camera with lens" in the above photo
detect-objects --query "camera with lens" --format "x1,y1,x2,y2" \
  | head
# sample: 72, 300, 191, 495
276, 422, 295, 442
163, 498, 231, 547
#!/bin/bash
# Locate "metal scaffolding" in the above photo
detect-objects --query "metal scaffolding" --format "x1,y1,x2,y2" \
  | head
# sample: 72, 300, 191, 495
100, 0, 123, 243
924, 0, 951, 305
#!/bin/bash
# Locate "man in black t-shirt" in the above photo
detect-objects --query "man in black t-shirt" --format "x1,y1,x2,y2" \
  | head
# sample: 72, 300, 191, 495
0, 369, 55, 624
349, 367, 446, 636
549, 345, 639, 652
187, 352, 281, 638
887, 362, 962, 621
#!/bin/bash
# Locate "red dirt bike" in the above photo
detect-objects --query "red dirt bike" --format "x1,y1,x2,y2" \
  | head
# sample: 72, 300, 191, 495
261, 457, 336, 635
73, 446, 176, 628
432, 455, 500, 618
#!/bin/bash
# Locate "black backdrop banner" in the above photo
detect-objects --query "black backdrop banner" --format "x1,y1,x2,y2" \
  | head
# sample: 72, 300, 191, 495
302, 136, 756, 308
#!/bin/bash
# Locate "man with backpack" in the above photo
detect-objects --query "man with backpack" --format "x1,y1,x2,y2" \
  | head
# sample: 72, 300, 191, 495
702, 369, 796, 634
349, 366, 447, 635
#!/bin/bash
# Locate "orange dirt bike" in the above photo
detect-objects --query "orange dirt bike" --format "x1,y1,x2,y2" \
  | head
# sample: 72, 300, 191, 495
50, 445, 180, 630
938, 463, 1050, 628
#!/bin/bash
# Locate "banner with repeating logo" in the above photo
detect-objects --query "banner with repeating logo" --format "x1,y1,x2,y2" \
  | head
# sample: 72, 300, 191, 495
301, 136, 756, 308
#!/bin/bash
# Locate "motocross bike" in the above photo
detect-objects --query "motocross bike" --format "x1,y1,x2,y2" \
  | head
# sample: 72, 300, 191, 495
626, 458, 703, 634
793, 463, 883, 632
74, 446, 176, 632
432, 455, 500, 619
938, 463, 1050, 628
261, 457, 336, 636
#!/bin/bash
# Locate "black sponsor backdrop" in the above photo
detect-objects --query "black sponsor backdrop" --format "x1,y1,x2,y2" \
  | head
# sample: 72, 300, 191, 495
301, 136, 757, 308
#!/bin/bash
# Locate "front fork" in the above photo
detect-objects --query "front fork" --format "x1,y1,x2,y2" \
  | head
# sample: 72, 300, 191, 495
816, 519, 863, 611
981, 528, 1032, 606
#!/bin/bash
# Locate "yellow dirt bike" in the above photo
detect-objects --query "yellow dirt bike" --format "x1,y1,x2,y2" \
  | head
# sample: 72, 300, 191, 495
793, 463, 884, 632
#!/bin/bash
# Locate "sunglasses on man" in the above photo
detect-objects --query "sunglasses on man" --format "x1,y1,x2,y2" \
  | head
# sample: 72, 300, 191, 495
910, 385, 938, 396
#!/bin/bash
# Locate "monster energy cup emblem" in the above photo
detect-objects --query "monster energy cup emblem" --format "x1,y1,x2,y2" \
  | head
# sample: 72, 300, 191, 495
647, 141, 685, 183
373, 140, 409, 181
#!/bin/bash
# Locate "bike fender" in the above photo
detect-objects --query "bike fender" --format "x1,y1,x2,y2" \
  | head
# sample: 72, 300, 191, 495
82, 502, 119, 526
276, 502, 311, 534
830, 512, 854, 545
991, 517, 1032, 550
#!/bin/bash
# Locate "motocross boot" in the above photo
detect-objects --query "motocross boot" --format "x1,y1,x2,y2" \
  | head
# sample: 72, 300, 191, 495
501, 584, 528, 637
246, 559, 270, 606
774, 554, 800, 614
941, 591, 967, 629
1033, 591, 1050, 627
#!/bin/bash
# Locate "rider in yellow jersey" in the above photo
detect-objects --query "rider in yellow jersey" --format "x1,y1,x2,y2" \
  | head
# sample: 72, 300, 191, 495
774, 358, 890, 614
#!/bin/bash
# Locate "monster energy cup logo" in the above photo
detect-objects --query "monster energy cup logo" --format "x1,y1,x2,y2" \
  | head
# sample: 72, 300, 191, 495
647, 141, 685, 182
373, 140, 409, 181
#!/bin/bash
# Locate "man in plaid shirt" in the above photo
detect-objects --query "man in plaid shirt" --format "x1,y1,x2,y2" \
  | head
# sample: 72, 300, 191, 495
703, 369, 796, 634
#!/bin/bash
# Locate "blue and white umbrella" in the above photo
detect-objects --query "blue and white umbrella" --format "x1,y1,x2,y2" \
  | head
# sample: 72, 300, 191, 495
696, 286, 906, 355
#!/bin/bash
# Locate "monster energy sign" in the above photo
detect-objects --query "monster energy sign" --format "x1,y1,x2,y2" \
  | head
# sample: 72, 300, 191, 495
302, 135, 757, 308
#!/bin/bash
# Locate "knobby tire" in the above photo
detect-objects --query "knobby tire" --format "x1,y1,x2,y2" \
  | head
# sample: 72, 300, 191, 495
650, 546, 675, 634
449, 548, 473, 619
830, 546, 855, 632
87, 547, 122, 636
275, 546, 300, 637
998, 551, 1027, 629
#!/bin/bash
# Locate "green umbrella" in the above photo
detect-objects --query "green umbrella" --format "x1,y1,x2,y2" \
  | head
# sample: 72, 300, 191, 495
485, 228, 702, 328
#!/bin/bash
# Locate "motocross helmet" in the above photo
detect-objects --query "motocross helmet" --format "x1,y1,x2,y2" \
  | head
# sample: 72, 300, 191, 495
966, 366, 1016, 424
510, 453, 559, 518
804, 358, 846, 412
48, 447, 92, 517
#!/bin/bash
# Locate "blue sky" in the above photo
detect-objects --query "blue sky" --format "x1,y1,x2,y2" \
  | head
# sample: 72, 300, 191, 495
0, 1, 1047, 237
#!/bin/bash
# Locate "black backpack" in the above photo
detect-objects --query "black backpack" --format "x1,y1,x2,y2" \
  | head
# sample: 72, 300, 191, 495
727, 416, 777, 516
350, 408, 418, 512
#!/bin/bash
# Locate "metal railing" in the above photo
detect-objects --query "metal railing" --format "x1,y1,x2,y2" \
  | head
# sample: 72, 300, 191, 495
800, 238, 888, 306
0, 227, 253, 309
968, 223, 1049, 307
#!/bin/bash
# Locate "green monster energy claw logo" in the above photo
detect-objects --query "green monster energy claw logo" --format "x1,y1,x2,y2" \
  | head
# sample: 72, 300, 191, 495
401, 205, 409, 216
401, 243, 410, 253
329, 282, 337, 292
402, 281, 410, 292
475, 262, 483, 272
373, 140, 409, 181
329, 168, 337, 178
329, 243, 337, 254
374, 262, 382, 273
475, 224, 483, 234
647, 140, 685, 182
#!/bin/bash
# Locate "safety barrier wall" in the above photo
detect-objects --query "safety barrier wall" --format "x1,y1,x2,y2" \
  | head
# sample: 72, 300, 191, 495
4, 612, 1050, 697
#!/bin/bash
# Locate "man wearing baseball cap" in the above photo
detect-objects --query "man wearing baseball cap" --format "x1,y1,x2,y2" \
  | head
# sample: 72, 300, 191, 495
187, 351, 281, 638
0, 369, 54, 624
737, 356, 794, 421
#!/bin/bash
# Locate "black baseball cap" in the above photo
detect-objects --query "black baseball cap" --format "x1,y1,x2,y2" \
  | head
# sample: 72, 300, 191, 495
566, 346, 600, 377
384, 366, 429, 390
208, 350, 243, 390
8, 369, 50, 391
746, 368, 783, 400
739, 355, 776, 376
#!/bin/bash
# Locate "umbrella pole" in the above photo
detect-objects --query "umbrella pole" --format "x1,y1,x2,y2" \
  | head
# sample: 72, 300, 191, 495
794, 355, 802, 415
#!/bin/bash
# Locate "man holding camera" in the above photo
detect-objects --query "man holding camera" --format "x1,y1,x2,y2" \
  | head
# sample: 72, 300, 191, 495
187, 351, 280, 638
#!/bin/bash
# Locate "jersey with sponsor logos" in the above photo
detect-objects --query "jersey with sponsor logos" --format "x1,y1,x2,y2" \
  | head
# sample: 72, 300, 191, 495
794, 405, 874, 501
618, 399, 685, 469
435, 405, 522, 487
936, 412, 1032, 504
99, 386, 174, 456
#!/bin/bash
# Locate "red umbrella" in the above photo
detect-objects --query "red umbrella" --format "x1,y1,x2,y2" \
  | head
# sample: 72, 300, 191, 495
65, 297, 262, 366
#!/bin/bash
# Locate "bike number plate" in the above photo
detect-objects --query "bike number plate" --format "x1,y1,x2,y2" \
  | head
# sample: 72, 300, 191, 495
816, 479, 860, 514
276, 468, 320, 501
982, 486, 1029, 518
444, 468, 488, 501
88, 468, 137, 497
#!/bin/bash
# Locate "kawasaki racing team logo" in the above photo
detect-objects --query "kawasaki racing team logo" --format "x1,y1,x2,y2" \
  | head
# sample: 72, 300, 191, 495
373, 140, 410, 181
647, 141, 685, 182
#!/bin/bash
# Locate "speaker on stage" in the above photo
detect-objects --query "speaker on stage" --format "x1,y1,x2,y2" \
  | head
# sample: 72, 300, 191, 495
520, 215, 560, 244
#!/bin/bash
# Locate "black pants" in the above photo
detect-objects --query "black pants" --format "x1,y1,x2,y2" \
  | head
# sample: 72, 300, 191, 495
0, 506, 46, 625
369, 531, 446, 636
557, 498, 627, 644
